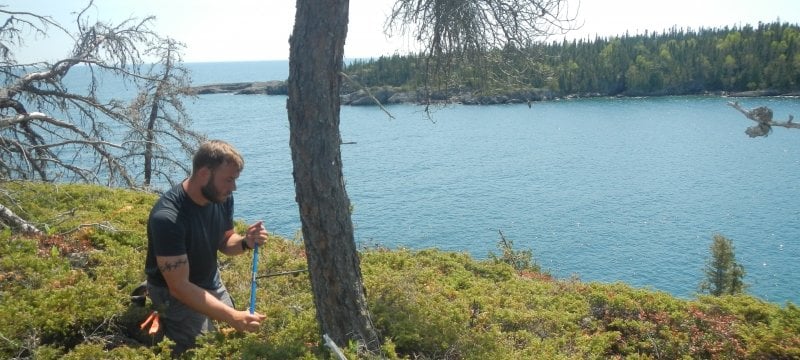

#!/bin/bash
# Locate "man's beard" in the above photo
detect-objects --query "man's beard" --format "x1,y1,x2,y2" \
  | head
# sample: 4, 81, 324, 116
200, 172, 227, 203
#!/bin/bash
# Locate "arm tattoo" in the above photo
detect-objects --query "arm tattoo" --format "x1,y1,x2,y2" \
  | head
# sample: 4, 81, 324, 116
158, 258, 188, 273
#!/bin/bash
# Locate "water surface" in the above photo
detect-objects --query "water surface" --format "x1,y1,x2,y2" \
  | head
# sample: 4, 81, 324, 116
185, 85, 799, 304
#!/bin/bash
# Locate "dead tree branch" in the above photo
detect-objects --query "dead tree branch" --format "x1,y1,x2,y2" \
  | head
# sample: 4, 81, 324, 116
728, 101, 798, 137
385, 0, 578, 104
0, 2, 199, 188
0, 202, 43, 235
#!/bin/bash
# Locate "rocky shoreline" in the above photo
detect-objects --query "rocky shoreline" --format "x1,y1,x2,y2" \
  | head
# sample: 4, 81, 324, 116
189, 81, 800, 106
190, 81, 288, 95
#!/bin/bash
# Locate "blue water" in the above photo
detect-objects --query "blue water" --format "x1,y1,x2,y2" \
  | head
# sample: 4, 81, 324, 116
349, 99, 800, 305
88, 61, 800, 304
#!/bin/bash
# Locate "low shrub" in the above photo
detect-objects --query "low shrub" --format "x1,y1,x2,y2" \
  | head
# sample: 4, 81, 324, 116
1, 182, 797, 359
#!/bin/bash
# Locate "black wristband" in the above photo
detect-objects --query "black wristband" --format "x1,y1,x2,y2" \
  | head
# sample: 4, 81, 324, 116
241, 238, 251, 251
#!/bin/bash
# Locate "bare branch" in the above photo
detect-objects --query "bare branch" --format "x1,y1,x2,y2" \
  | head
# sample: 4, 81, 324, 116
0, 3, 197, 189
387, 0, 579, 55
728, 101, 798, 138
384, 0, 578, 99
58, 221, 123, 237
0, 6, 72, 62
340, 71, 396, 119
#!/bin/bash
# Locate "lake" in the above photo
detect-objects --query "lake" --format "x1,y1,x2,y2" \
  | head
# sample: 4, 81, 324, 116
107, 61, 800, 304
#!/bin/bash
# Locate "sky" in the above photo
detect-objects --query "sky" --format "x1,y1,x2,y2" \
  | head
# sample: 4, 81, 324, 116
7, 0, 800, 64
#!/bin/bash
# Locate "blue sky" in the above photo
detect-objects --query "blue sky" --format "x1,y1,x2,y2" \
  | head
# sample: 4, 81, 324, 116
7, 0, 799, 63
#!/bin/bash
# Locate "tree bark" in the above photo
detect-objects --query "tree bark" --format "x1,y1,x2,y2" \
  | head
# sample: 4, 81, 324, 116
287, 0, 380, 352
0, 203, 43, 236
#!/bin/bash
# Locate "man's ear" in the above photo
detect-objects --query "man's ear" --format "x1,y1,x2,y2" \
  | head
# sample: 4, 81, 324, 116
196, 166, 213, 181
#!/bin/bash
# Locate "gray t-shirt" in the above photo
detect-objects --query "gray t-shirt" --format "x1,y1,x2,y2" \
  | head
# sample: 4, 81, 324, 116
145, 183, 234, 290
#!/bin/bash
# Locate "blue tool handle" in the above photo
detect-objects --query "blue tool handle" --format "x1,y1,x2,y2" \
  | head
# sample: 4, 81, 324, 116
249, 242, 259, 314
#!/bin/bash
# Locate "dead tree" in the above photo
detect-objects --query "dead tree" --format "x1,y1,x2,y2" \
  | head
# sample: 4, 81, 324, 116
728, 101, 799, 138
0, 1, 197, 188
122, 38, 203, 189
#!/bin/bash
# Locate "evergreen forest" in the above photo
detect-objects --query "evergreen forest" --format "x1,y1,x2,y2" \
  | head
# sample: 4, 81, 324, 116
344, 21, 800, 99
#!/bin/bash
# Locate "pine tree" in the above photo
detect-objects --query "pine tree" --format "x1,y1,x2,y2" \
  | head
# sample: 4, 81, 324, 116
699, 234, 747, 296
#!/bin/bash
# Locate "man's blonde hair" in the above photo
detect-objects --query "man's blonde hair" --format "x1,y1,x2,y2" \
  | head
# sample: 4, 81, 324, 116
192, 140, 244, 173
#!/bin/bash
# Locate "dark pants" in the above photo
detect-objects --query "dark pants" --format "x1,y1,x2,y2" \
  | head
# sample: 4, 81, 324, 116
147, 282, 234, 356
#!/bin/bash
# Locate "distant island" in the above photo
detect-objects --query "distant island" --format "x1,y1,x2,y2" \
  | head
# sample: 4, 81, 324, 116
190, 80, 287, 95
190, 80, 798, 106
190, 80, 555, 105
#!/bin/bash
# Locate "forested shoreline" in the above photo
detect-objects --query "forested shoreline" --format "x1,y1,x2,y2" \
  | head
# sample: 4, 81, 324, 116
341, 21, 800, 104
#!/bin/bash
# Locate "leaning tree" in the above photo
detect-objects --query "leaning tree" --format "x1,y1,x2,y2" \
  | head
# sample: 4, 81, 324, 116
287, 0, 576, 354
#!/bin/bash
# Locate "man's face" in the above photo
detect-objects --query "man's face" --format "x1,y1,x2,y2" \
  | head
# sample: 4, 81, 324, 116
201, 161, 240, 203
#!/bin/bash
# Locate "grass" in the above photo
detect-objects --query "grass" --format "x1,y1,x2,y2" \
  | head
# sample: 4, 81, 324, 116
0, 181, 798, 359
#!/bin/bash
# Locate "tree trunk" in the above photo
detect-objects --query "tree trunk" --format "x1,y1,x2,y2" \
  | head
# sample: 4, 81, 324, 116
144, 94, 158, 187
287, 0, 380, 352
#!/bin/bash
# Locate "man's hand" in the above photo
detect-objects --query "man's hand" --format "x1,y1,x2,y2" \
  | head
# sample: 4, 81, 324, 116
243, 220, 268, 250
229, 310, 267, 332
222, 220, 269, 255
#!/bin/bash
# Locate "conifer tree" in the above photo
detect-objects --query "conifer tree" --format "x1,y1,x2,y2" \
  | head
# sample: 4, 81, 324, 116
699, 233, 747, 296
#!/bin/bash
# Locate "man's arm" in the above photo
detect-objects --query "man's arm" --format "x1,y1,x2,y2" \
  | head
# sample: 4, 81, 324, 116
219, 230, 248, 256
156, 254, 264, 332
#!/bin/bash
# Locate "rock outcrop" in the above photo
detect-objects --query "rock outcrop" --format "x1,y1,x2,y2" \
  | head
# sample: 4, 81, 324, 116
190, 81, 288, 95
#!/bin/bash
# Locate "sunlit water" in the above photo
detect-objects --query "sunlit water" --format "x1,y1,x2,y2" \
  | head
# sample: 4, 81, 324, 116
72, 61, 800, 304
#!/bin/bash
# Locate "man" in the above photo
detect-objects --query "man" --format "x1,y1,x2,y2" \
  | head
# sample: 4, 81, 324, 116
144, 140, 267, 354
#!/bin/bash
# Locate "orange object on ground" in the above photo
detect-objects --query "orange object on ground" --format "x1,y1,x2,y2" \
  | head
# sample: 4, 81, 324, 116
140, 310, 160, 335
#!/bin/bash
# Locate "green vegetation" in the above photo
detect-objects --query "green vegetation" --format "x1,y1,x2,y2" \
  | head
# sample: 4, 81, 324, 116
1, 181, 798, 359
345, 21, 800, 99
700, 234, 748, 296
